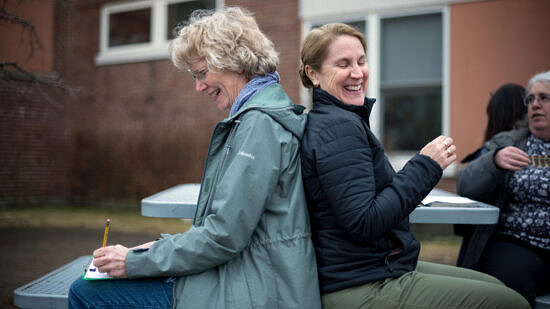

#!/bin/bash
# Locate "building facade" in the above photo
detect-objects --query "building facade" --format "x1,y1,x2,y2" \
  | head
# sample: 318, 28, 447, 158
1, 0, 549, 203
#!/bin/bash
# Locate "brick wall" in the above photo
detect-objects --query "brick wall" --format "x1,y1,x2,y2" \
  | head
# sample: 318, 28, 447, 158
0, 82, 68, 204
0, 0, 68, 204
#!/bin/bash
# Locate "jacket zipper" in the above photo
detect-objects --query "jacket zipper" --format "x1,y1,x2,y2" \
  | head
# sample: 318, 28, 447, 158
192, 121, 224, 224
197, 119, 241, 225
384, 256, 393, 273
216, 119, 240, 179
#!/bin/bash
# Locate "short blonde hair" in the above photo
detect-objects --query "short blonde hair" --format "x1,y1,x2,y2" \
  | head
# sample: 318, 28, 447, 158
170, 7, 279, 80
299, 23, 366, 88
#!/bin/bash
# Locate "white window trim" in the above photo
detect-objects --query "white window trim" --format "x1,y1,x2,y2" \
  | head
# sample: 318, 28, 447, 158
299, 0, 481, 20
300, 5, 455, 176
95, 0, 222, 66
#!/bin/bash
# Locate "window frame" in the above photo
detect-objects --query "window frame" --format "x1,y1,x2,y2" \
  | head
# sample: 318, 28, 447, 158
95, 0, 221, 66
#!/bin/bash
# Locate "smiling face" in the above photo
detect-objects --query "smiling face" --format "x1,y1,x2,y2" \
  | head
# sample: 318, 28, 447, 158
527, 81, 550, 140
306, 35, 369, 106
189, 60, 248, 111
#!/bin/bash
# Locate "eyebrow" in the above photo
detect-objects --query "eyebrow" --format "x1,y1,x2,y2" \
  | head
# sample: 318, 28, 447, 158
334, 54, 366, 62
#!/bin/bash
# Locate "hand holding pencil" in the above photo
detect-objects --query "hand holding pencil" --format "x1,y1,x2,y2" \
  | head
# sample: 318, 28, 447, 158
93, 218, 130, 278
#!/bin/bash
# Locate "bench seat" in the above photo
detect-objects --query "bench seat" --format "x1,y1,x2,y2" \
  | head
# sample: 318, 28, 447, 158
12, 256, 550, 308
13, 256, 89, 309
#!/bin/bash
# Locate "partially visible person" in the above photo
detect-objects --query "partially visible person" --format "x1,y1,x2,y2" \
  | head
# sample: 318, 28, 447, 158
457, 71, 550, 306
299, 22, 529, 309
69, 7, 321, 309
461, 83, 527, 164
455, 83, 527, 266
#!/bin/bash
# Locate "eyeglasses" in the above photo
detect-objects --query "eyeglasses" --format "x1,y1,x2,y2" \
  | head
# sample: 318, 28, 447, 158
186, 66, 209, 81
523, 93, 550, 106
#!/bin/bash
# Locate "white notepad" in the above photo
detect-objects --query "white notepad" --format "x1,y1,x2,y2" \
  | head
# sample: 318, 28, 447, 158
82, 257, 115, 280
421, 195, 479, 207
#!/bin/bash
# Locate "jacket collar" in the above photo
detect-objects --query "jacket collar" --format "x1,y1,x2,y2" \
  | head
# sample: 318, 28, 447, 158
222, 84, 307, 140
312, 87, 376, 123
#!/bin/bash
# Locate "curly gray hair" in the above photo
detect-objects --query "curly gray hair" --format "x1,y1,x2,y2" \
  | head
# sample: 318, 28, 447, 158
170, 7, 279, 80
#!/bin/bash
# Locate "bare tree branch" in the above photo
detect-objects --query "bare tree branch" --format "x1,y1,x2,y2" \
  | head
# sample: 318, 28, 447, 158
2, 61, 55, 85
0, 1, 88, 108
1, 62, 87, 109
0, 0, 43, 62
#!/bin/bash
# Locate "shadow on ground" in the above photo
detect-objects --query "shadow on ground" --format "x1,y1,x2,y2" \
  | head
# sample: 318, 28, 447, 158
0, 227, 155, 308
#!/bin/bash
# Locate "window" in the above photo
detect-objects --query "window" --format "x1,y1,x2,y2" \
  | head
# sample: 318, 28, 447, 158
380, 13, 442, 152
109, 8, 151, 47
96, 0, 217, 65
311, 21, 366, 34
167, 1, 215, 39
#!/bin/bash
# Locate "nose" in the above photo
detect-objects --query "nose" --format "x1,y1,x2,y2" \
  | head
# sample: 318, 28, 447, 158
350, 64, 363, 79
529, 96, 543, 110
195, 79, 207, 92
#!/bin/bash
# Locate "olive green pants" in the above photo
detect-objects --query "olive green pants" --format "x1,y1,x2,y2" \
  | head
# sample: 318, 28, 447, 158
322, 261, 529, 309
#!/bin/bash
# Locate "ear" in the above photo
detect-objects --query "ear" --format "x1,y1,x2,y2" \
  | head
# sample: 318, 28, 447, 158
305, 65, 320, 87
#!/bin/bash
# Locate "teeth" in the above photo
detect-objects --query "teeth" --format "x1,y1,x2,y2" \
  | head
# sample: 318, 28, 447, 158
345, 85, 361, 91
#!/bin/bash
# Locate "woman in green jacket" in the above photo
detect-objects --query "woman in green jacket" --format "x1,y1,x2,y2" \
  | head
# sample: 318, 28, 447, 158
69, 7, 321, 309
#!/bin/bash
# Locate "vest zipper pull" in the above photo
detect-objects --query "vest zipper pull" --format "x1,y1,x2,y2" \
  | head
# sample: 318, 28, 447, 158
385, 256, 393, 273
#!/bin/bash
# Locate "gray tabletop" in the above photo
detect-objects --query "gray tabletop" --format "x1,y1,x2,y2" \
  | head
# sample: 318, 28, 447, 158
141, 184, 201, 219
410, 188, 499, 224
141, 185, 499, 224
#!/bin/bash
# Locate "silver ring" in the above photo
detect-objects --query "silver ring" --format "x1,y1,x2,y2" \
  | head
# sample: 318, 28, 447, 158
447, 149, 452, 156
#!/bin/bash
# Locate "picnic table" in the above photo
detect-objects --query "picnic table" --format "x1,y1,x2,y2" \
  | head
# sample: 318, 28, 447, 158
141, 184, 500, 224
13, 184, 550, 309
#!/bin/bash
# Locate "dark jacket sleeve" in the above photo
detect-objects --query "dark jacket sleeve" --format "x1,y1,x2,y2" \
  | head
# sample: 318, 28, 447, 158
456, 132, 515, 202
313, 118, 441, 243
456, 148, 506, 202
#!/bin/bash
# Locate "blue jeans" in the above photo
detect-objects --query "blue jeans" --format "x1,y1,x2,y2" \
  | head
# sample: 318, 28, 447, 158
69, 277, 174, 309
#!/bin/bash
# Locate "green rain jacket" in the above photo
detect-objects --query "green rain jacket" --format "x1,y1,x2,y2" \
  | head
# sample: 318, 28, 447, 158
126, 84, 322, 309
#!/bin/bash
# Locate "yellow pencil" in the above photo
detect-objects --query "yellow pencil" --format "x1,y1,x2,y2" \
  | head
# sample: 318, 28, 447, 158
102, 218, 110, 247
